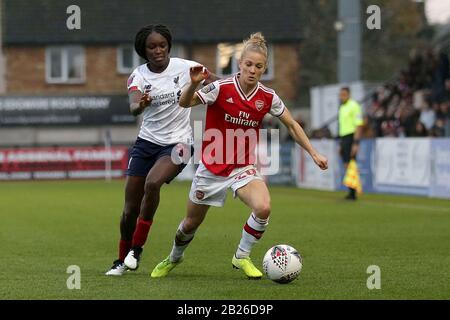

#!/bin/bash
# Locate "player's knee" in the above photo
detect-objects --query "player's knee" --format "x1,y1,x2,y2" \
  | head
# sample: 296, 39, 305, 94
123, 204, 139, 219
183, 217, 201, 233
144, 179, 163, 194
254, 202, 271, 219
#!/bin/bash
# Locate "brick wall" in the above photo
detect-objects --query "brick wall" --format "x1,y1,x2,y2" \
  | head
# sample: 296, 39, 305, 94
191, 44, 218, 73
2, 44, 301, 147
4, 46, 129, 94
271, 44, 300, 103
191, 44, 300, 104
5, 44, 300, 102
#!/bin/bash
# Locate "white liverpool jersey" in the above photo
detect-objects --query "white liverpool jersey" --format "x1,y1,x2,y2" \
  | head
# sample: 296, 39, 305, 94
127, 57, 201, 146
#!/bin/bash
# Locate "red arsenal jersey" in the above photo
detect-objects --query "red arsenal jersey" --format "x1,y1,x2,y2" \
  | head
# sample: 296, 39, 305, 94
196, 74, 285, 177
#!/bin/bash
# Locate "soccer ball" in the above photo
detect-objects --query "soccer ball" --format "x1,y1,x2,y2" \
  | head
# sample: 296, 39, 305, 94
262, 244, 303, 284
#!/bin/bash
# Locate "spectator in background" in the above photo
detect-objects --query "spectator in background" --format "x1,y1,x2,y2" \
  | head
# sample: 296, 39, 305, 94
431, 48, 450, 104
367, 99, 385, 137
367, 46, 450, 138
360, 115, 375, 138
437, 101, 449, 121
395, 97, 418, 136
428, 100, 449, 137
419, 101, 436, 131
410, 120, 428, 137
436, 101, 450, 136
380, 120, 398, 137
338, 87, 363, 200
430, 118, 446, 137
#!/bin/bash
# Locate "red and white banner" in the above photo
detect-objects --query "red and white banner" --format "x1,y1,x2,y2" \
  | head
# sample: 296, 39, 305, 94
0, 146, 129, 180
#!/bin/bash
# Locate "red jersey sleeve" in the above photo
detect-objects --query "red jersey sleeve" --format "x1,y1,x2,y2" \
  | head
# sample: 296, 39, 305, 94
196, 81, 220, 105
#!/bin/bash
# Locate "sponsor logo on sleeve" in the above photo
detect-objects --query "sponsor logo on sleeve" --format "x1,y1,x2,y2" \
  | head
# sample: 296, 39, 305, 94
201, 83, 216, 94
127, 74, 135, 87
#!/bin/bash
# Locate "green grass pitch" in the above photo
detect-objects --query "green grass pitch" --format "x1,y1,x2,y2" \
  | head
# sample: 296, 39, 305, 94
0, 180, 449, 300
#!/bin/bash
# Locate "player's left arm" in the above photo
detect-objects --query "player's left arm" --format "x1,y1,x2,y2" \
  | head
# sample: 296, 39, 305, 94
279, 108, 328, 170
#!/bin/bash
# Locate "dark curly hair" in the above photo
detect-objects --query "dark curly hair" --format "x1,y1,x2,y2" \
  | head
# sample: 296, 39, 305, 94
134, 24, 172, 61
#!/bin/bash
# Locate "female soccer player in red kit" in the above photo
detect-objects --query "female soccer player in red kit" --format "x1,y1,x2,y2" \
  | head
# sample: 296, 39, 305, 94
151, 32, 328, 279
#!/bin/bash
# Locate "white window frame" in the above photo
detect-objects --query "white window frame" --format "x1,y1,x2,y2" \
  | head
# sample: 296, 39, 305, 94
117, 45, 143, 74
216, 43, 274, 81
45, 46, 86, 84
117, 44, 187, 74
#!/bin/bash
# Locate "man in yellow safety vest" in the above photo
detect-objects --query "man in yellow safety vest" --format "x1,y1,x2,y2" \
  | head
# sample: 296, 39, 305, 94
338, 87, 363, 200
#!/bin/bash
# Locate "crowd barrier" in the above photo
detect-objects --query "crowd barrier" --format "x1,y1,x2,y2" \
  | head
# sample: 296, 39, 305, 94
0, 146, 129, 180
293, 138, 450, 199
1, 138, 449, 200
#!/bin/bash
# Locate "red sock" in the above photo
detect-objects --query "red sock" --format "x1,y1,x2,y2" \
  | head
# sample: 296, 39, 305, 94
119, 240, 132, 262
131, 218, 153, 248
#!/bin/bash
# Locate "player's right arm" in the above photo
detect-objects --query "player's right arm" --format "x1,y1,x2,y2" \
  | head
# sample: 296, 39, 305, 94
279, 107, 328, 171
129, 90, 151, 116
179, 66, 209, 108
127, 69, 151, 116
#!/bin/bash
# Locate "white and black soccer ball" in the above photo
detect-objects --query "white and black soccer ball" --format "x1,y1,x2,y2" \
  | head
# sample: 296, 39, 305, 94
262, 244, 303, 284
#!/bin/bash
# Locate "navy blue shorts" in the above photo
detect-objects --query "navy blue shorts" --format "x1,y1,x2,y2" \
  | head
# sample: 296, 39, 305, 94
126, 137, 193, 182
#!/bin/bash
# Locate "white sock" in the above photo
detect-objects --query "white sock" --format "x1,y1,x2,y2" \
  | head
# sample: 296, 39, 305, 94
235, 213, 269, 259
169, 220, 196, 262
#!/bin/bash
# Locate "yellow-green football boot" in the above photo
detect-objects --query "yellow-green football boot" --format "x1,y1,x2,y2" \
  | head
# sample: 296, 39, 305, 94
232, 255, 263, 279
150, 255, 183, 278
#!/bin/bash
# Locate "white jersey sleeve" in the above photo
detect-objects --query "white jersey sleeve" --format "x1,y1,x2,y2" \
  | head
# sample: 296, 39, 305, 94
184, 59, 202, 68
269, 92, 286, 117
196, 81, 220, 105
127, 69, 144, 93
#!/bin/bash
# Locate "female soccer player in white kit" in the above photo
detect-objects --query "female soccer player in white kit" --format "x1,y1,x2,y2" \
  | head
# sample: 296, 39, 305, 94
151, 32, 328, 279
106, 24, 217, 275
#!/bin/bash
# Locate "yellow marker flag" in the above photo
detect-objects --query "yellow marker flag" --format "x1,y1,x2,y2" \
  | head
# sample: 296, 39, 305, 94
343, 159, 362, 194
